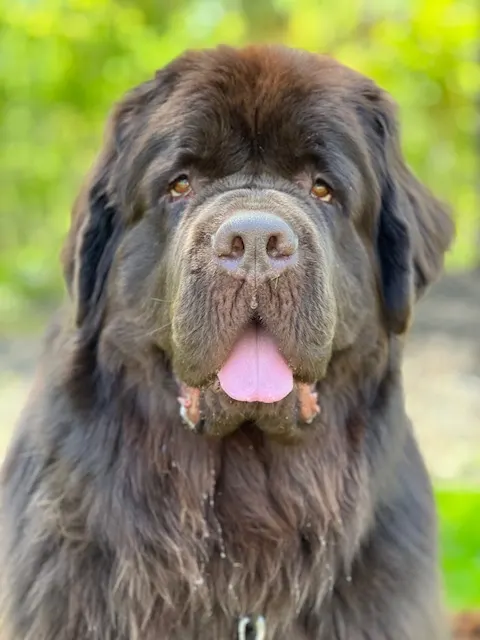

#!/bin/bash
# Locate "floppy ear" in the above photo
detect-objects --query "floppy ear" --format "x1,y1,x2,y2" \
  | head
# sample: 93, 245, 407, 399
364, 89, 455, 334
61, 77, 164, 327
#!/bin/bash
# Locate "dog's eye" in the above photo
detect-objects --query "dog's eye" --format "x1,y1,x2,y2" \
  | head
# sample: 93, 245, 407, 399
170, 175, 192, 198
311, 180, 333, 203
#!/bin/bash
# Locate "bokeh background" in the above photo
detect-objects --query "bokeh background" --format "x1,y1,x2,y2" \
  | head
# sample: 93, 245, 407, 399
0, 0, 479, 626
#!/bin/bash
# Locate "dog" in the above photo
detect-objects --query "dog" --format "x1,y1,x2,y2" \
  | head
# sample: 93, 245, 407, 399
0, 45, 454, 639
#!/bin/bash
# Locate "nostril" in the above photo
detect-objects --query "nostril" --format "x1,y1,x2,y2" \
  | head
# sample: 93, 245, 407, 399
231, 235, 245, 259
266, 234, 279, 258
213, 231, 245, 260
266, 233, 297, 259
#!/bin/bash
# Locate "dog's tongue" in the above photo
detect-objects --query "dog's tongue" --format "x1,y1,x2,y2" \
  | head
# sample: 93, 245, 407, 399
218, 326, 293, 403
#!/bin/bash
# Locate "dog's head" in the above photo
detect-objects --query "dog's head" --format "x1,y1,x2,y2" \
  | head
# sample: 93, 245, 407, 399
62, 45, 453, 438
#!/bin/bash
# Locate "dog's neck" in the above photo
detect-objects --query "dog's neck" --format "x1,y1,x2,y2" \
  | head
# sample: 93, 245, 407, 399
56, 322, 409, 629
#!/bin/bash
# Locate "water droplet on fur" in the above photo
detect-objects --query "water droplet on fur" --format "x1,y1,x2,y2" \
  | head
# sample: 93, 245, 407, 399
345, 575, 352, 583
294, 579, 301, 613
216, 522, 227, 560
171, 461, 177, 468
228, 578, 240, 607
207, 449, 228, 562
325, 563, 334, 592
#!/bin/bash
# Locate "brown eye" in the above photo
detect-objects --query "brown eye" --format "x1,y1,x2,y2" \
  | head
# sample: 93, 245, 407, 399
311, 180, 333, 203
170, 175, 192, 198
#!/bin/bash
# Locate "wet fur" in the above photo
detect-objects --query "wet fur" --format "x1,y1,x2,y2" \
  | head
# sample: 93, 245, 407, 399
1, 45, 454, 639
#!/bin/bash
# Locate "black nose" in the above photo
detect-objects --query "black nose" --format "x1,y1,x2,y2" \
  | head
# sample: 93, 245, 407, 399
212, 212, 298, 278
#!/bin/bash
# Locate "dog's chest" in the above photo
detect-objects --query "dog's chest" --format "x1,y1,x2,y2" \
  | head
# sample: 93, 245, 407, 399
165, 515, 337, 640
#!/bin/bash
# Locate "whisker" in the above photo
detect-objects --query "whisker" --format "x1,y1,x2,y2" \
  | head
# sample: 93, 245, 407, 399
144, 321, 172, 338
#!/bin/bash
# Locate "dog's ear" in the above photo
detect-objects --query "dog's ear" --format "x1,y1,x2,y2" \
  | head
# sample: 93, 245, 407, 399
62, 145, 120, 328
361, 88, 455, 334
61, 74, 172, 327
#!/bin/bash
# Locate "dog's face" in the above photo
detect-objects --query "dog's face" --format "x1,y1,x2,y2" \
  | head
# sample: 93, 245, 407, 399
63, 46, 453, 438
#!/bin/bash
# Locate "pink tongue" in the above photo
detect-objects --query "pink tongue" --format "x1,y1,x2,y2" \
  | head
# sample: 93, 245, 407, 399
218, 326, 293, 403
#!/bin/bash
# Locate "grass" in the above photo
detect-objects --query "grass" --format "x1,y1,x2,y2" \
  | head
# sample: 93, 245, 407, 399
437, 488, 480, 610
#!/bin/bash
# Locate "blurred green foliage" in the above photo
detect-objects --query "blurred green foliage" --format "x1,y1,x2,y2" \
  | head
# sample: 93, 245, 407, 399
437, 488, 480, 609
0, 0, 478, 323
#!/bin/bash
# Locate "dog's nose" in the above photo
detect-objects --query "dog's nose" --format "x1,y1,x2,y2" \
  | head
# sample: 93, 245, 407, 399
212, 212, 298, 277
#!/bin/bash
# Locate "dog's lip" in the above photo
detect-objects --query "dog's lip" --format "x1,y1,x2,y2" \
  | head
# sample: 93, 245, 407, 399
176, 374, 314, 398
176, 377, 321, 431
175, 368, 316, 393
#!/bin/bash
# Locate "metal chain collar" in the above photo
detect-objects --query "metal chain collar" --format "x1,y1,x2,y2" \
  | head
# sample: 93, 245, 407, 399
237, 615, 266, 640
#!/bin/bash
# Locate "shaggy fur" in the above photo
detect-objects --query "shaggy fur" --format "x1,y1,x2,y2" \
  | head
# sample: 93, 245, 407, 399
1, 45, 454, 639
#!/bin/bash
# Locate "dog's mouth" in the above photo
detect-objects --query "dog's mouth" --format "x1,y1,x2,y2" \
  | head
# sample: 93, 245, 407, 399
176, 323, 320, 436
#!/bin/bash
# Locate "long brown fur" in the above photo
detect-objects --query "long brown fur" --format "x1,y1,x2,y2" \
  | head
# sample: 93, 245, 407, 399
1, 45, 454, 639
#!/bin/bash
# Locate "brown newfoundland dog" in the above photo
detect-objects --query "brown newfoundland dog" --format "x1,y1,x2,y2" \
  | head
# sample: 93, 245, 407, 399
0, 45, 454, 639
